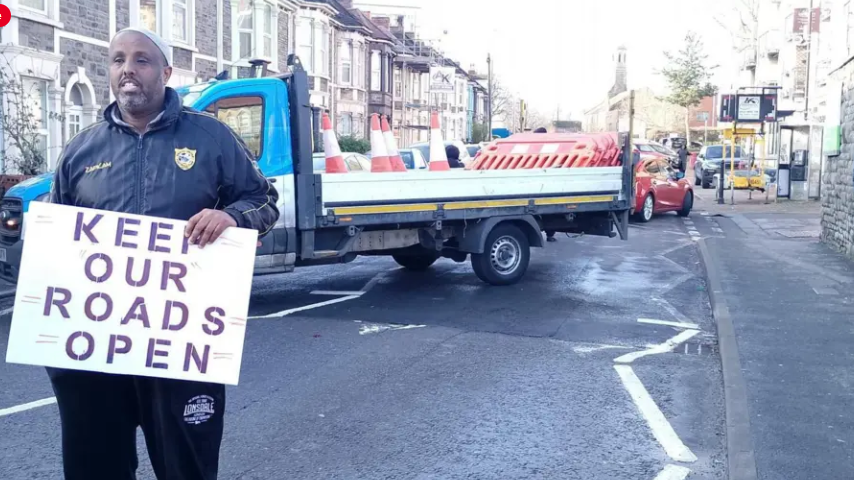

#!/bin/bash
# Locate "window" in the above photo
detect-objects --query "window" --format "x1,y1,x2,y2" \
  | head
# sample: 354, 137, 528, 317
237, 0, 254, 60
394, 69, 401, 98
204, 96, 265, 158
67, 84, 84, 139
340, 42, 352, 85
339, 113, 352, 136
172, 0, 189, 43
644, 161, 660, 175
263, 4, 273, 58
140, 0, 158, 32
319, 22, 329, 76
21, 77, 49, 165
370, 50, 381, 91
355, 43, 364, 88
297, 18, 313, 71
20, 0, 47, 13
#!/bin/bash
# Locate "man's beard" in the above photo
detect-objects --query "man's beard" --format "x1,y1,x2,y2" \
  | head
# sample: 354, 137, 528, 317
116, 78, 163, 114
117, 90, 150, 113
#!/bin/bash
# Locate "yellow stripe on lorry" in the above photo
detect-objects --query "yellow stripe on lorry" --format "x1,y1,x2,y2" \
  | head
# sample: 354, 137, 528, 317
330, 195, 615, 216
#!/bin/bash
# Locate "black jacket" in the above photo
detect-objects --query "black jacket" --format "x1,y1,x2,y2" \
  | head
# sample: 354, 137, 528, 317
50, 87, 279, 235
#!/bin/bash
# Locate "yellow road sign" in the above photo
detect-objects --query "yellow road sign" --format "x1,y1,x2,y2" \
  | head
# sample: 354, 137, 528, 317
723, 128, 758, 139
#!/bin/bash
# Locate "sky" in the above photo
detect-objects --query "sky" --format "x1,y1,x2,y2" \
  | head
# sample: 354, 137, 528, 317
355, 0, 744, 121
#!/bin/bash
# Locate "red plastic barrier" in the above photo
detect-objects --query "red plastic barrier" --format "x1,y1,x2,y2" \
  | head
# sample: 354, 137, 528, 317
469, 132, 623, 170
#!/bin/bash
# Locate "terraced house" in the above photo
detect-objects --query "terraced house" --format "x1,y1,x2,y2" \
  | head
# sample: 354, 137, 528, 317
0, 0, 399, 172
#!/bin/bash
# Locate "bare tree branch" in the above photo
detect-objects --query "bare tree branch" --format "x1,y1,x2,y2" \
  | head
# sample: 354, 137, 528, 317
0, 46, 57, 175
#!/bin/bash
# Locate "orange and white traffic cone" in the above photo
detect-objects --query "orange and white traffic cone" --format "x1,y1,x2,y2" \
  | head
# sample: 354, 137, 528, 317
321, 113, 347, 174
369, 113, 393, 173
381, 115, 407, 172
428, 111, 450, 171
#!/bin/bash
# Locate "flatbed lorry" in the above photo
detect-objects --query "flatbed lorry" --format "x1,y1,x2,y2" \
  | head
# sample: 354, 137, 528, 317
0, 56, 633, 286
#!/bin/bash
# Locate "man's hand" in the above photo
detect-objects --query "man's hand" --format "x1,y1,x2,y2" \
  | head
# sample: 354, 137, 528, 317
185, 209, 238, 248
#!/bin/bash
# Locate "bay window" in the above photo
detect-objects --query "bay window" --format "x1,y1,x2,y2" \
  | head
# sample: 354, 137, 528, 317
172, 0, 189, 43
370, 50, 380, 91
237, 0, 253, 60
339, 114, 352, 136
263, 3, 273, 58
297, 17, 313, 71
21, 77, 50, 166
140, 0, 158, 32
355, 43, 364, 88
341, 42, 352, 85
20, 0, 47, 14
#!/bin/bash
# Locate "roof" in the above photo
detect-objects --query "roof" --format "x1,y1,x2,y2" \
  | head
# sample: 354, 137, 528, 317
308, 0, 369, 32
350, 9, 397, 43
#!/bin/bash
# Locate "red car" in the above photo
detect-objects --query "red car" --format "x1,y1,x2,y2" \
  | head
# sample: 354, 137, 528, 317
633, 157, 694, 222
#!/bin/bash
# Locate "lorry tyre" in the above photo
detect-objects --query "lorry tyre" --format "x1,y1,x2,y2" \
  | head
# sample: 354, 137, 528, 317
471, 224, 530, 286
393, 253, 438, 271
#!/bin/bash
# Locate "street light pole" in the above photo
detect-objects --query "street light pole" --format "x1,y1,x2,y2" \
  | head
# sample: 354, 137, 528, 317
487, 53, 493, 140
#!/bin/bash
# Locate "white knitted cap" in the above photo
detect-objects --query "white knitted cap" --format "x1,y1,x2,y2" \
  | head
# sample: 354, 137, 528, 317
113, 27, 172, 66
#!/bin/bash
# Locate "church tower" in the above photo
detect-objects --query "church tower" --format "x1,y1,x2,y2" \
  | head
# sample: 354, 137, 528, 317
608, 45, 627, 99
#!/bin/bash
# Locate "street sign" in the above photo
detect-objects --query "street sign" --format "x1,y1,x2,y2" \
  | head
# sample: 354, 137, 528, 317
723, 128, 757, 139
429, 67, 455, 93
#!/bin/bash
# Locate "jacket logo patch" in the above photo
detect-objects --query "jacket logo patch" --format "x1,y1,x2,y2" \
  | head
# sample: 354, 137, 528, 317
174, 148, 196, 171
84, 161, 112, 174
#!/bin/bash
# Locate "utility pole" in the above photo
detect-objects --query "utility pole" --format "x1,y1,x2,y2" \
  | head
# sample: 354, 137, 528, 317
487, 53, 493, 140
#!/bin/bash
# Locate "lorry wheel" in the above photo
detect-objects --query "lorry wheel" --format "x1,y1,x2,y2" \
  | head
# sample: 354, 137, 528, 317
471, 224, 530, 286
393, 253, 438, 271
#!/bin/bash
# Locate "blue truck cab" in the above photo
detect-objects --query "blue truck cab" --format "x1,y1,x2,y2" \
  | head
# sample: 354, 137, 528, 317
0, 56, 317, 283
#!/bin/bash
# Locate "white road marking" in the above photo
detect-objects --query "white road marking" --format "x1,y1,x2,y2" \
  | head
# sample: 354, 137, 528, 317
0, 397, 57, 418
653, 464, 692, 480
637, 318, 700, 330
651, 298, 692, 323
0, 306, 13, 316
659, 273, 694, 294
310, 290, 365, 296
250, 267, 399, 320
700, 211, 709, 216
659, 241, 693, 257
615, 365, 699, 463
614, 329, 700, 364
712, 227, 724, 233
571, 343, 634, 354
357, 322, 426, 335
250, 295, 361, 320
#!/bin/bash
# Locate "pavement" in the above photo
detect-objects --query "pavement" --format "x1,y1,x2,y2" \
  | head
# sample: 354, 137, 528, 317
0, 213, 726, 479
694, 197, 854, 480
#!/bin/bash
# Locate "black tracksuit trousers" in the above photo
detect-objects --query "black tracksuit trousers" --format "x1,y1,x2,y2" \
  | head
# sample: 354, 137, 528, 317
46, 367, 225, 480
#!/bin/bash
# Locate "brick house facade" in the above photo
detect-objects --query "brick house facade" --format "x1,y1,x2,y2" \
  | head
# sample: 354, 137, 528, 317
0, 0, 349, 174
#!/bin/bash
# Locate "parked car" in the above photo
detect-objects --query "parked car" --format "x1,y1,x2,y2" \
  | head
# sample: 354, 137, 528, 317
399, 148, 428, 170
694, 145, 745, 189
410, 140, 473, 165
634, 157, 694, 222
312, 152, 372, 172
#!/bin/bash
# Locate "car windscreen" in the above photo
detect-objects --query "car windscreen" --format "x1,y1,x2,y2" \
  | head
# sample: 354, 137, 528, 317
412, 144, 430, 162
400, 151, 414, 169
705, 146, 743, 159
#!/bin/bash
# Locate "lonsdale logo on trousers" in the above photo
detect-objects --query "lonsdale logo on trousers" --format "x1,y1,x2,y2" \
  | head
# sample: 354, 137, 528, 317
183, 395, 215, 425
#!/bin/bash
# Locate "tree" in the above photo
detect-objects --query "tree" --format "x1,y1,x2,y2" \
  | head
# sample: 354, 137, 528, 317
488, 77, 511, 123
337, 135, 370, 154
659, 32, 718, 145
471, 122, 489, 143
0, 48, 55, 175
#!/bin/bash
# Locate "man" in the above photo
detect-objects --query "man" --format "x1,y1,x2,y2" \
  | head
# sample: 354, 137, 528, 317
532, 127, 557, 241
445, 144, 465, 168
47, 28, 279, 480
677, 144, 689, 174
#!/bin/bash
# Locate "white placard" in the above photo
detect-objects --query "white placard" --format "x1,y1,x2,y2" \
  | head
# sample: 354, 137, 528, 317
429, 66, 456, 93
5, 202, 258, 386
737, 95, 761, 121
